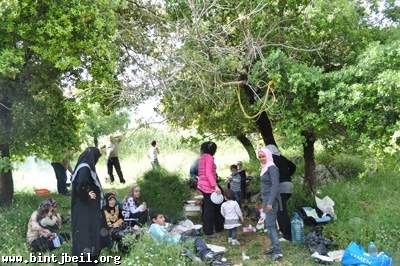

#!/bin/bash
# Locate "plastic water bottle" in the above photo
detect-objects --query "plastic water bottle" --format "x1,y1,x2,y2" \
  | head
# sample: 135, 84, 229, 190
368, 241, 378, 256
291, 212, 304, 244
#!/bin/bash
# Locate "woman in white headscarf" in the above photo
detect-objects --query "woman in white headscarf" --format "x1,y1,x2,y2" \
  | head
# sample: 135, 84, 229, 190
266, 144, 296, 242
258, 147, 283, 261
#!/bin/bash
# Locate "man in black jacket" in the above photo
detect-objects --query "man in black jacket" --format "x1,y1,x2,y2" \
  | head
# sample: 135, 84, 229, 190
266, 144, 296, 241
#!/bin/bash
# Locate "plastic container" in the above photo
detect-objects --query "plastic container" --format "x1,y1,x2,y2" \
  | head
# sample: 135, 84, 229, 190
34, 188, 50, 196
291, 212, 305, 244
368, 241, 377, 257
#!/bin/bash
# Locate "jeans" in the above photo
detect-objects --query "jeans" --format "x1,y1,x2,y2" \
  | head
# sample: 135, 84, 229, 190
193, 237, 212, 259
232, 190, 241, 206
107, 157, 124, 182
265, 200, 282, 254
51, 163, 68, 194
228, 228, 237, 239
277, 193, 292, 241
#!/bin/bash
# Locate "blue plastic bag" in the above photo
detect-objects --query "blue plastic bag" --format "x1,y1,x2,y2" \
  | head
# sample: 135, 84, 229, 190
341, 242, 393, 266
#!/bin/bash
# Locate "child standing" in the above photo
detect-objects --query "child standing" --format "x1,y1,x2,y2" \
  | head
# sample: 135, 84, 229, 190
229, 164, 242, 206
221, 190, 244, 245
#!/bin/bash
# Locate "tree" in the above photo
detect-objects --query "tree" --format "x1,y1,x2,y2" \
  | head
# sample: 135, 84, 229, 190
320, 39, 400, 157
0, 0, 121, 205
160, 0, 382, 191
80, 104, 130, 147
161, 84, 259, 162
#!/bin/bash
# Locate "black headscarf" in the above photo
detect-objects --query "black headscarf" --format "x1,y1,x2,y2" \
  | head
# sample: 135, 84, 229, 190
37, 198, 58, 221
200, 141, 217, 156
104, 192, 117, 212
73, 147, 101, 173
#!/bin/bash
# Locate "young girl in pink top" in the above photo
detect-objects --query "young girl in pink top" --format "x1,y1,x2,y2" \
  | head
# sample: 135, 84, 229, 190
197, 141, 224, 236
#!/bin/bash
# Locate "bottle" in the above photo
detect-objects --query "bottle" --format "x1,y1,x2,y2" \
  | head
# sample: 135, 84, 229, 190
368, 241, 377, 256
291, 212, 304, 244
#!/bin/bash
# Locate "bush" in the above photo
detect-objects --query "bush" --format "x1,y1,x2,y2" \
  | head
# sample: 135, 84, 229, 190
317, 152, 365, 179
138, 168, 190, 221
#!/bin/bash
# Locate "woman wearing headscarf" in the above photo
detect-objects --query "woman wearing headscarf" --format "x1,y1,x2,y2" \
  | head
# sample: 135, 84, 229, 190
27, 198, 65, 252
266, 144, 296, 241
197, 141, 224, 236
71, 147, 108, 265
258, 147, 283, 261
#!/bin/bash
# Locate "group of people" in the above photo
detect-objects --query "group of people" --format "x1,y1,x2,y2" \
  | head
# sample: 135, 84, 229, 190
27, 147, 149, 265
50, 136, 161, 196
37, 137, 295, 264
194, 141, 296, 261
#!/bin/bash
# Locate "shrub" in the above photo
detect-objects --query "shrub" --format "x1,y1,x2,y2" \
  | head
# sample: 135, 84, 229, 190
138, 168, 190, 221
316, 152, 365, 179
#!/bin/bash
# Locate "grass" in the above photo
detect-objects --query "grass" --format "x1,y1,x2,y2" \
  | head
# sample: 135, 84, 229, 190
4, 133, 400, 265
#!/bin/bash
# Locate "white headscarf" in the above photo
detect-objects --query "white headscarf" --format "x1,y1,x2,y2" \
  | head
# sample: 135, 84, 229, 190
258, 147, 276, 176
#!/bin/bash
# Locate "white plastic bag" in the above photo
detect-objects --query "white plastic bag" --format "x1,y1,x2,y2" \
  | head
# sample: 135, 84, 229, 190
315, 196, 336, 218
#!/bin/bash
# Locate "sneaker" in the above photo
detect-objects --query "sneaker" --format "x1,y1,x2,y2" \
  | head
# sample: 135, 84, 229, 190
211, 259, 231, 266
272, 253, 283, 261
204, 251, 224, 263
228, 237, 232, 244
231, 239, 240, 245
265, 249, 274, 256
279, 237, 288, 242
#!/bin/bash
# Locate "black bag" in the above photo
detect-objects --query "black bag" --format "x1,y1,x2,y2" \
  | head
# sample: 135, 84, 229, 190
305, 228, 333, 255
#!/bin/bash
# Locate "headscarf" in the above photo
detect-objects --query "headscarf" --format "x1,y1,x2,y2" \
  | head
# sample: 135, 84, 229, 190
266, 144, 281, 156
71, 147, 104, 206
258, 147, 276, 176
37, 198, 57, 221
104, 192, 117, 211
200, 141, 217, 156
73, 147, 101, 173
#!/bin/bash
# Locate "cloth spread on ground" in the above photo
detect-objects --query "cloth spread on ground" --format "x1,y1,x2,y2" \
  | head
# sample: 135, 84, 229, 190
302, 207, 332, 223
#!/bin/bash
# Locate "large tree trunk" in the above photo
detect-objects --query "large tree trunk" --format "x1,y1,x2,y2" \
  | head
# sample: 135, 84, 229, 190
303, 131, 316, 193
240, 74, 278, 147
236, 134, 257, 163
0, 96, 14, 206
255, 112, 277, 146
0, 144, 13, 206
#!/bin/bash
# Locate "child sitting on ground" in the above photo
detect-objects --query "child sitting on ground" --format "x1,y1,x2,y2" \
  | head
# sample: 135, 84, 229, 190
103, 192, 133, 252
149, 212, 225, 264
220, 190, 244, 245
122, 185, 149, 226
228, 164, 242, 206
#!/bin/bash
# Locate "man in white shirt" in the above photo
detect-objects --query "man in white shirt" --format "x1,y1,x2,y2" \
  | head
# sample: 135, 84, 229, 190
148, 140, 160, 169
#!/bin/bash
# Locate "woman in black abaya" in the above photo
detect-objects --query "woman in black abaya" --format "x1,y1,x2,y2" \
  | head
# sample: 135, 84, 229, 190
71, 147, 109, 265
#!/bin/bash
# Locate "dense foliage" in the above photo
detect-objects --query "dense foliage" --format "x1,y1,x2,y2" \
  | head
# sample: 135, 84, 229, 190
138, 168, 190, 221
